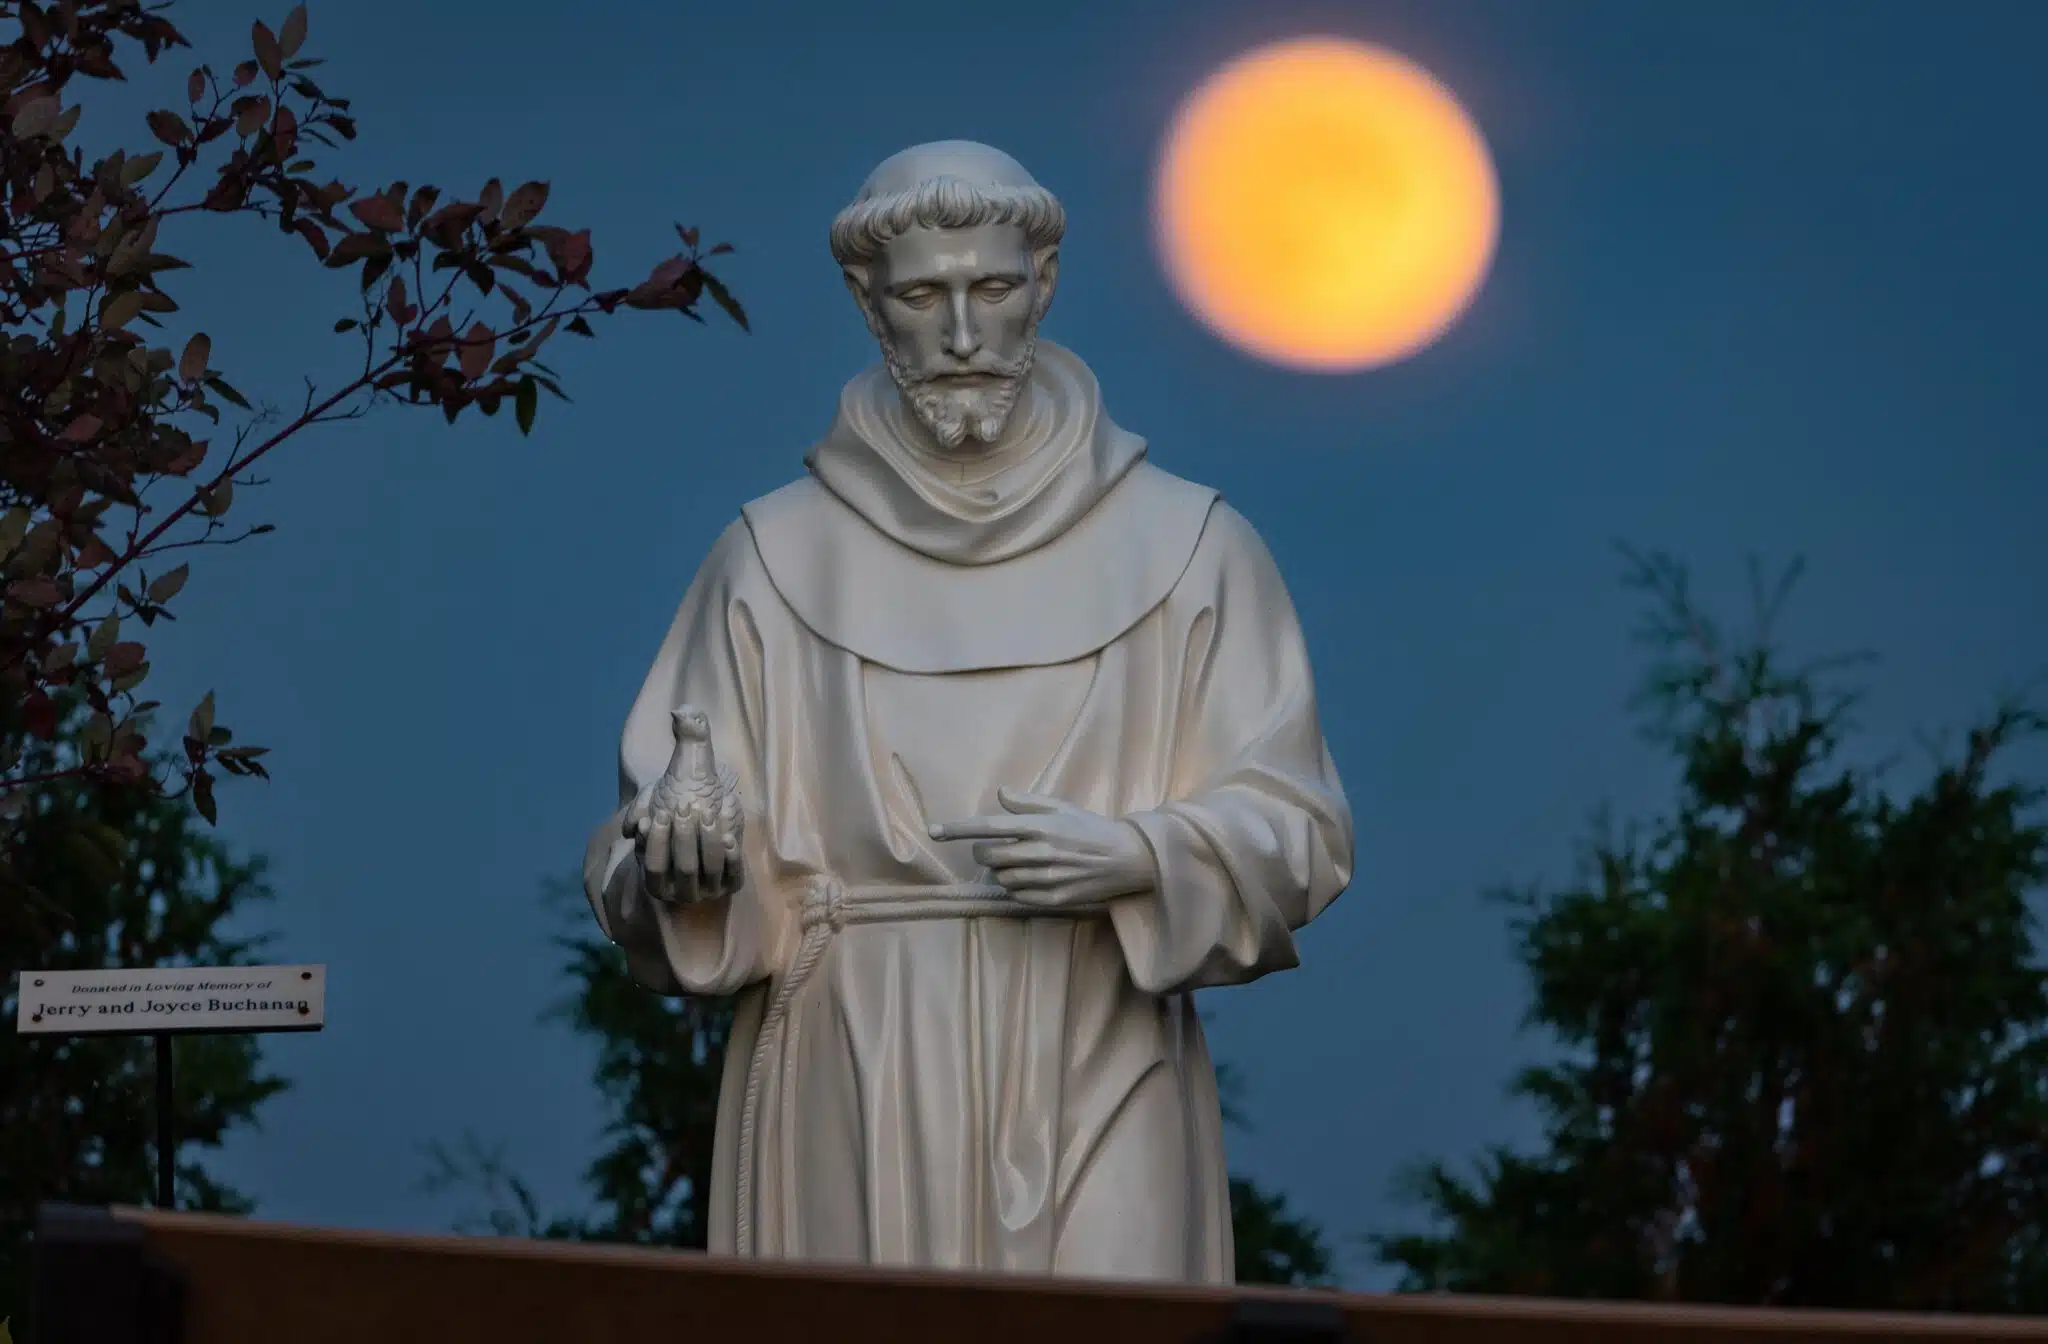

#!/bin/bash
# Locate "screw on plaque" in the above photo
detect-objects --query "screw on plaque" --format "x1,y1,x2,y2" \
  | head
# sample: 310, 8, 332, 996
300, 971, 311, 980
32, 1013, 43, 1023
34, 978, 44, 986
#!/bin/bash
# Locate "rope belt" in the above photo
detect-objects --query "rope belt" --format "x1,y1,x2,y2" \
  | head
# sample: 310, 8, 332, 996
733, 876, 1110, 1255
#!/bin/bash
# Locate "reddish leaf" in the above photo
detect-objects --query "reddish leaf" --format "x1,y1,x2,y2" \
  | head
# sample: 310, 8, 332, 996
233, 94, 270, 137
8, 578, 61, 607
272, 103, 298, 157
294, 219, 330, 259
348, 193, 404, 232
163, 437, 207, 474
279, 4, 308, 57
187, 68, 206, 103
22, 691, 57, 741
458, 323, 495, 382
18, 0, 51, 48
500, 180, 548, 230
100, 290, 146, 330
702, 271, 749, 331
234, 60, 259, 87
148, 564, 190, 602
387, 274, 414, 325
61, 413, 103, 442
545, 228, 593, 285
515, 375, 538, 434
252, 20, 284, 79
203, 174, 250, 212
646, 254, 692, 291
325, 231, 389, 267
206, 375, 251, 411
12, 97, 60, 139
422, 200, 484, 245
146, 108, 191, 146
188, 691, 217, 743
178, 332, 211, 381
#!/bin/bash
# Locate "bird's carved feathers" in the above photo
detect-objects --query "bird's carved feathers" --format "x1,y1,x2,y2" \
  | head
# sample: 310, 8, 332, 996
655, 705, 740, 823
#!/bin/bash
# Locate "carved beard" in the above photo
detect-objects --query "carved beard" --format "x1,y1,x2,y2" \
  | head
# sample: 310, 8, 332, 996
881, 329, 1038, 451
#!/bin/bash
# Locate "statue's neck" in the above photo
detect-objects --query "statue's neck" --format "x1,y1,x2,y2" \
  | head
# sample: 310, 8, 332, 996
671, 737, 712, 775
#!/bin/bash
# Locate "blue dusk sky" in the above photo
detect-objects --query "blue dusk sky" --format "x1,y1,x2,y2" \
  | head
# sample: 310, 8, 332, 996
106, 0, 2047, 1286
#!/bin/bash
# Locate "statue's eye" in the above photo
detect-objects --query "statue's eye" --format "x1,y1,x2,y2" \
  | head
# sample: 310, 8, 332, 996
895, 287, 940, 309
973, 281, 1016, 301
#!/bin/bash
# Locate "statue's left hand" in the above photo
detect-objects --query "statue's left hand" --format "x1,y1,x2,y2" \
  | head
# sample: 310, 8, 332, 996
929, 788, 1157, 907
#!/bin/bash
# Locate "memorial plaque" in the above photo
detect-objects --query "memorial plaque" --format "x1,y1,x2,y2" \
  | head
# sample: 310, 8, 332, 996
14, 964, 325, 1036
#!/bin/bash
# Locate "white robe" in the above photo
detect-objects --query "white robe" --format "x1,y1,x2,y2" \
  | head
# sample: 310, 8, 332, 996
583, 343, 1352, 1282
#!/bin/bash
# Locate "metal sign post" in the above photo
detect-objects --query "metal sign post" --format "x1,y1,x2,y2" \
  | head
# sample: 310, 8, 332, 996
154, 1033, 174, 1210
14, 963, 327, 1210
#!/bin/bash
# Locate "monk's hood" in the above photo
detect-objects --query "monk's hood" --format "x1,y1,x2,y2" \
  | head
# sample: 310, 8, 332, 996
741, 342, 1218, 674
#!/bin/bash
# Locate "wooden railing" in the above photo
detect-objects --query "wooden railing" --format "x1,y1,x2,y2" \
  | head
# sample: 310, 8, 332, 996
31, 1203, 2048, 1344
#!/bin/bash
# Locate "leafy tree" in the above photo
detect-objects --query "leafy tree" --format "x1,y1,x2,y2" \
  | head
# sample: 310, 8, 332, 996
0, 1, 742, 875
429, 881, 1338, 1284
1372, 552, 2048, 1312
0, 698, 286, 1322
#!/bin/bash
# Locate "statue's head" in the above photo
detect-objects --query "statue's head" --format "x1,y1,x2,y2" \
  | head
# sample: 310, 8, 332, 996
831, 141, 1064, 451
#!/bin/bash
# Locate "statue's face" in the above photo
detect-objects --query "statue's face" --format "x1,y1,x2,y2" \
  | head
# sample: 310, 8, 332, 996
861, 222, 1056, 451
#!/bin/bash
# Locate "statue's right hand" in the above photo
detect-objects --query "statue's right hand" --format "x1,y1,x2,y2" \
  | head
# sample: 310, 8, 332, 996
623, 782, 689, 905
622, 779, 741, 906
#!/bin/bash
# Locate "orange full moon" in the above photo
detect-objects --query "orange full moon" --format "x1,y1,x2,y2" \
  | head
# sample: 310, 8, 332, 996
1154, 37, 1500, 373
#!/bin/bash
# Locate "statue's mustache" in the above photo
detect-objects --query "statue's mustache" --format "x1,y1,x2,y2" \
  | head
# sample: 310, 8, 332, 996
900, 354, 1030, 386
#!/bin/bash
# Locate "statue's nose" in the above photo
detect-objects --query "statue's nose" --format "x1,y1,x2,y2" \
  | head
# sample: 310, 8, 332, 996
946, 291, 981, 359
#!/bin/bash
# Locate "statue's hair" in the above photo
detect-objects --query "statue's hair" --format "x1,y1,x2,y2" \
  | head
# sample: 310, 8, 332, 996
829, 176, 1066, 271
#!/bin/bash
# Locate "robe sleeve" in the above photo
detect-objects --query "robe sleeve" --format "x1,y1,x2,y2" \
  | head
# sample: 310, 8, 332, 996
581, 522, 789, 995
1109, 504, 1354, 994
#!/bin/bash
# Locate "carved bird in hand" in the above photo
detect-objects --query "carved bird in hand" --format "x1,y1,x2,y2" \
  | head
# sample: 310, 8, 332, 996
628, 704, 745, 901
657, 706, 739, 826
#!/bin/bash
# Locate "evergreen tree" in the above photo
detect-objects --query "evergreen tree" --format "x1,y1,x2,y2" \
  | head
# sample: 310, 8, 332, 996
1372, 553, 2048, 1311
0, 703, 286, 1321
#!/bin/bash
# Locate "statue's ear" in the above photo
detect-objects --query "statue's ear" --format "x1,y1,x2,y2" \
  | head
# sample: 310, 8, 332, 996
1032, 246, 1060, 322
842, 264, 883, 337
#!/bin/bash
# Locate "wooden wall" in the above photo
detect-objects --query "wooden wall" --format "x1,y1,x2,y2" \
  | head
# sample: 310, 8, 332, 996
33, 1206, 2048, 1344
